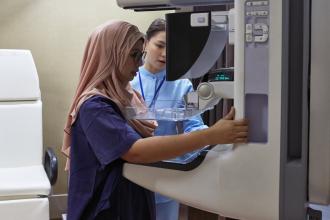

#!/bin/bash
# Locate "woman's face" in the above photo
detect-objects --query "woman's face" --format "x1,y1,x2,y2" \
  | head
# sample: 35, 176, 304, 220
120, 39, 144, 83
144, 31, 166, 73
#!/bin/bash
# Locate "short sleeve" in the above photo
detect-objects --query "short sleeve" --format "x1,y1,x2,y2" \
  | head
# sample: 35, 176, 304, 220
184, 79, 194, 93
79, 100, 141, 166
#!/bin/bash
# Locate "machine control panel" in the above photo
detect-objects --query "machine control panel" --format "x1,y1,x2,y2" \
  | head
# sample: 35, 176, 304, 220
244, 0, 270, 143
245, 0, 269, 43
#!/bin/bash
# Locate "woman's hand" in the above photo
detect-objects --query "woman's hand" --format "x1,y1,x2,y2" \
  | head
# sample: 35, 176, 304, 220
208, 107, 248, 145
125, 107, 248, 163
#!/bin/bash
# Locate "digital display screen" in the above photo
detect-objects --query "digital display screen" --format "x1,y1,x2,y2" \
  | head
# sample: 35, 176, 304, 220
214, 73, 232, 81
209, 68, 234, 81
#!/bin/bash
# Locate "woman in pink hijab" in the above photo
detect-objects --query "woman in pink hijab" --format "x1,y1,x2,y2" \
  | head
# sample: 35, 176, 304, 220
62, 20, 248, 220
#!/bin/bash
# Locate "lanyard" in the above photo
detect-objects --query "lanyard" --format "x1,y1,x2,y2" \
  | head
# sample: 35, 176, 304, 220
138, 71, 166, 108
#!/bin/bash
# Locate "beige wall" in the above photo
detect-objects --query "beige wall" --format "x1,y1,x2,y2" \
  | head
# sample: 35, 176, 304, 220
0, 0, 166, 193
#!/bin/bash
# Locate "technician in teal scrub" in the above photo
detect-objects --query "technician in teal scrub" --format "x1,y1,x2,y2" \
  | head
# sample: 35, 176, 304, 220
131, 18, 208, 220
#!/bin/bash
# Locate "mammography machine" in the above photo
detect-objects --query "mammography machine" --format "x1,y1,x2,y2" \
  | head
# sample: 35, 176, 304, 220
117, 0, 330, 219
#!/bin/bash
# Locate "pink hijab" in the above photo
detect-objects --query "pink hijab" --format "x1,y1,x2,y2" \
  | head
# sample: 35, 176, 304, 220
62, 20, 157, 169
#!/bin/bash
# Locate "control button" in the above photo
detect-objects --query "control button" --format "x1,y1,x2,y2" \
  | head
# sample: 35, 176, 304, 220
246, 11, 251, 16
256, 10, 269, 16
250, 11, 258, 16
191, 13, 209, 27
246, 24, 253, 34
262, 25, 269, 34
262, 1, 269, 6
246, 34, 253, 42
197, 17, 206, 23
246, 1, 252, 6
254, 36, 264, 42
254, 23, 262, 29
254, 34, 268, 42
252, 1, 263, 6
254, 23, 269, 34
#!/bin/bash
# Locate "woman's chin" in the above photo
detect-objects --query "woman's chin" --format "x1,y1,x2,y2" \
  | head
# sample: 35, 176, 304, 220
154, 65, 165, 72
157, 62, 165, 68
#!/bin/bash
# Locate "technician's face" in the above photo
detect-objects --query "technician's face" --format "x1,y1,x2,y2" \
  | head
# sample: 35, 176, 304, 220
144, 31, 166, 73
120, 40, 144, 83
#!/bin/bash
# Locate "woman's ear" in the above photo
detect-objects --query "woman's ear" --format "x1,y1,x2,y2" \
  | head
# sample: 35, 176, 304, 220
143, 40, 148, 51
142, 40, 149, 60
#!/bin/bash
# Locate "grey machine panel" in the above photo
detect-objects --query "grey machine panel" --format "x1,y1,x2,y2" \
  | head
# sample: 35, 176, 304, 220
309, 0, 330, 205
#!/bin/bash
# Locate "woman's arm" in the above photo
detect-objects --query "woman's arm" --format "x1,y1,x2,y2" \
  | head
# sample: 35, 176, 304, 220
122, 107, 248, 163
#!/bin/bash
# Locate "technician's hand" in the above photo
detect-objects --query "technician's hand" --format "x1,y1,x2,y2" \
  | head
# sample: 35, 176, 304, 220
208, 107, 248, 144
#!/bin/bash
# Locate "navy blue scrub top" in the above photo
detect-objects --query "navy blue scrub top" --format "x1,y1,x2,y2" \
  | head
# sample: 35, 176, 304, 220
68, 96, 155, 220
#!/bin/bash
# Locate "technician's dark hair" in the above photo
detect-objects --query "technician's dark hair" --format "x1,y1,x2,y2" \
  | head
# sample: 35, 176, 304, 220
146, 18, 166, 40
